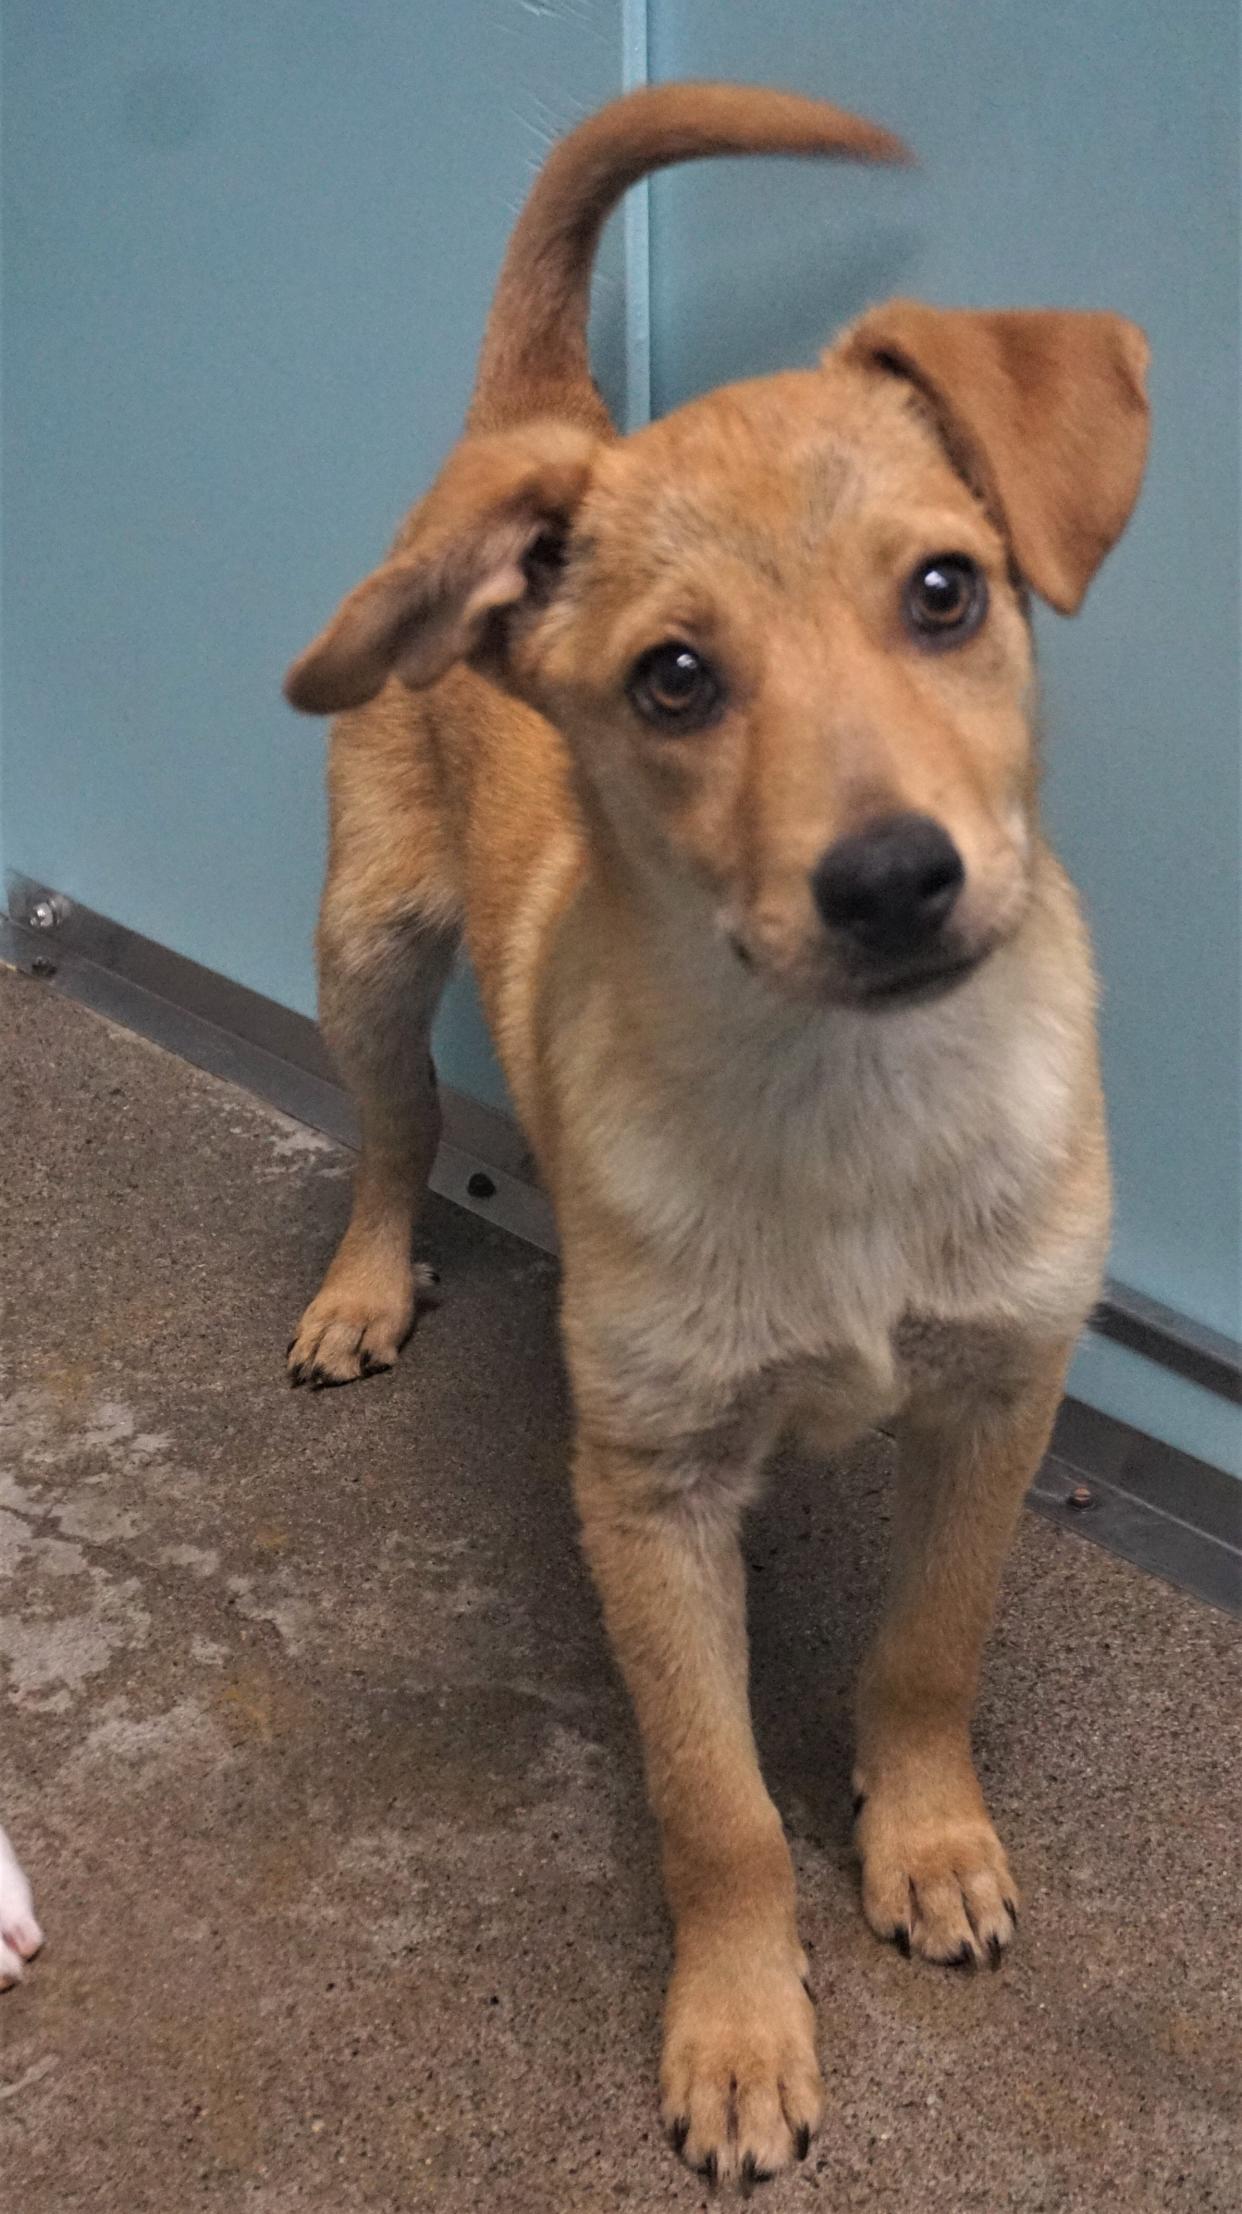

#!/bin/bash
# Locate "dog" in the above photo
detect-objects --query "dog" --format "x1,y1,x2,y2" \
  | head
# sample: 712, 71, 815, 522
282, 83, 1149, 2187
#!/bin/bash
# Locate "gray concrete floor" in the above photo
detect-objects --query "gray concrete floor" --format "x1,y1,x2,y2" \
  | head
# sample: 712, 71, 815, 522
1, 968, 1238, 2213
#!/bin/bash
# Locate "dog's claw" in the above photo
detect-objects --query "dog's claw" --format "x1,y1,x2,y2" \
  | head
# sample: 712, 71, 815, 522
892, 1923, 912, 1957
987, 1932, 1004, 1971
668, 2114, 690, 2157
794, 2124, 812, 2162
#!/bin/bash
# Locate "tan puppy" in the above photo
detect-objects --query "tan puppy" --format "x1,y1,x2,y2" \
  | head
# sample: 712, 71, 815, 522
283, 84, 1149, 2187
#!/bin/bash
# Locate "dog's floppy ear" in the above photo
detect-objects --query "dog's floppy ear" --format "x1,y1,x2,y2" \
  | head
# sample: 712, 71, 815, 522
284, 422, 596, 714
840, 302, 1150, 613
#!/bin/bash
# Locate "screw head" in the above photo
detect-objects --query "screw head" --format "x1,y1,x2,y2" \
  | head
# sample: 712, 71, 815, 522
28, 898, 57, 930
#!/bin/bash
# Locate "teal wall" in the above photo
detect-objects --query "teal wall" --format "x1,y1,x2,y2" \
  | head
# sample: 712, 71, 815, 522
3, 4, 1238, 1470
0, 0, 629, 1110
647, 0, 1241, 1476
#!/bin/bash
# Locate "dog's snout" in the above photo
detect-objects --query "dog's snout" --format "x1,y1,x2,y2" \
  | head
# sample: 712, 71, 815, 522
812, 814, 965, 950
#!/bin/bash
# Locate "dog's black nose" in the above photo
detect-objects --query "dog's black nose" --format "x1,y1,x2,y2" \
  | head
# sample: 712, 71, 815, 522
812, 814, 965, 949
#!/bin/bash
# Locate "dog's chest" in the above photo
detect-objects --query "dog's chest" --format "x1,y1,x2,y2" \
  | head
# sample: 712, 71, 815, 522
566, 989, 1082, 1448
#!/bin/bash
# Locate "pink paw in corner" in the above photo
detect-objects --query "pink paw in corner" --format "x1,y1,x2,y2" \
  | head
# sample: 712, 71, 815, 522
0, 1825, 43, 1988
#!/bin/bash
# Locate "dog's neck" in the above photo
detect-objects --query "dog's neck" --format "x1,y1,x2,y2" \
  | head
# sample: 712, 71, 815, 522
549, 834, 1096, 1363
552, 823, 1098, 1265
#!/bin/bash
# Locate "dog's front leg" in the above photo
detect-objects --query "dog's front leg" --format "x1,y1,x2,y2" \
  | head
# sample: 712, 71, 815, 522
853, 1339, 1072, 1967
574, 1433, 822, 2187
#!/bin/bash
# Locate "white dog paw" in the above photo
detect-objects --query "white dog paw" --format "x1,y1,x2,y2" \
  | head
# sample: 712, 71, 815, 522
0, 1827, 44, 1989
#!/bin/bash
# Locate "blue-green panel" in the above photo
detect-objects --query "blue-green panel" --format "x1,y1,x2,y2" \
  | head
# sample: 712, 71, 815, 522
1071, 1334, 1240, 1484
648, 1, 1240, 1466
1, 0, 627, 1110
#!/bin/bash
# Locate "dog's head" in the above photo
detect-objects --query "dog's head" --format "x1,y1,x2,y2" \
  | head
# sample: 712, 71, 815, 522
286, 88, 1149, 1010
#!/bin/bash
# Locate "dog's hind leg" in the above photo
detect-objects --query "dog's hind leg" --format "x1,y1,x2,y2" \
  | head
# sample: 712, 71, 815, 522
288, 892, 458, 1387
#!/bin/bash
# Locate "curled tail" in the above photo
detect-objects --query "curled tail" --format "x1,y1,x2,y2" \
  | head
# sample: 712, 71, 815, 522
468, 81, 911, 436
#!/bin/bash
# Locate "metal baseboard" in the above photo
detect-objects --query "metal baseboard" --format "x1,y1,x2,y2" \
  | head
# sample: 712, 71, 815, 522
3, 876, 1237, 1618
1032, 1406, 1238, 1617
1091, 1283, 1240, 1406
1, 875, 556, 1255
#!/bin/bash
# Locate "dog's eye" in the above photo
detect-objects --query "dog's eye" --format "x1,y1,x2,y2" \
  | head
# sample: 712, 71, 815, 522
627, 642, 723, 730
903, 555, 987, 647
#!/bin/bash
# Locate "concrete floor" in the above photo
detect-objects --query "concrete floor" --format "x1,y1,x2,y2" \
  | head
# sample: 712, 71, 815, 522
0, 968, 1238, 2213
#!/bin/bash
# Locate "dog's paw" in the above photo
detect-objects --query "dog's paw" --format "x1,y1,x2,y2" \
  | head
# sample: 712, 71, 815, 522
287, 1260, 437, 1388
0, 1830, 44, 1990
660, 1945, 823, 2188
854, 1780, 1018, 1968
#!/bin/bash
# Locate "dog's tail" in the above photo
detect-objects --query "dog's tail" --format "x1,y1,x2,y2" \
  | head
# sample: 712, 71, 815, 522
468, 82, 910, 436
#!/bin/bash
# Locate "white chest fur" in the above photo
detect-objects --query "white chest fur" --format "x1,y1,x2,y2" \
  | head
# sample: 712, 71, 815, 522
549, 899, 1105, 1453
